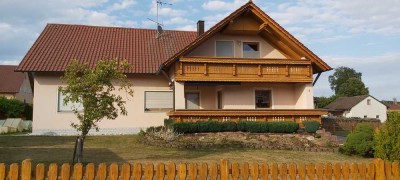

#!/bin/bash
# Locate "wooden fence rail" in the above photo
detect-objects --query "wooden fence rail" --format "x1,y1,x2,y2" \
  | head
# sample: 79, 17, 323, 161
0, 159, 398, 180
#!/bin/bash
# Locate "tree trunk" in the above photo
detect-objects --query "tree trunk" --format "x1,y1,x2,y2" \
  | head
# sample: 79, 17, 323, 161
73, 136, 84, 163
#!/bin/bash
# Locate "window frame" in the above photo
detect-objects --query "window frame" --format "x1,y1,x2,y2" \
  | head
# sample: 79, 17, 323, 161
254, 89, 273, 109
144, 90, 174, 112
57, 90, 83, 112
215, 40, 235, 57
242, 41, 261, 58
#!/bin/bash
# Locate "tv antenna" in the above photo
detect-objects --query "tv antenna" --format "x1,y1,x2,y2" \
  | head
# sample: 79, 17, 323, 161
147, 0, 172, 38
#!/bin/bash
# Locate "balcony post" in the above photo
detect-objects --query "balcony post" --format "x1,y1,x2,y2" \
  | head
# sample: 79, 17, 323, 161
174, 81, 185, 109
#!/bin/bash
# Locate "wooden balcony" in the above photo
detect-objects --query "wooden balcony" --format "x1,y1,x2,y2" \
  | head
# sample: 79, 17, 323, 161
174, 57, 313, 82
168, 109, 328, 125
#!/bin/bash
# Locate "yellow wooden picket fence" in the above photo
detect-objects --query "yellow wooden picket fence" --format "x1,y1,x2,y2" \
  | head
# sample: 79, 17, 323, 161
0, 159, 399, 180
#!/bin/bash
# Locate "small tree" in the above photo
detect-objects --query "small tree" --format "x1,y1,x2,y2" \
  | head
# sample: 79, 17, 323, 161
60, 59, 133, 163
340, 124, 375, 157
375, 112, 400, 161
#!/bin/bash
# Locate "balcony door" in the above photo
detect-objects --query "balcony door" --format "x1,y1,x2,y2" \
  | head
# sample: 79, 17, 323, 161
185, 92, 200, 109
255, 90, 271, 109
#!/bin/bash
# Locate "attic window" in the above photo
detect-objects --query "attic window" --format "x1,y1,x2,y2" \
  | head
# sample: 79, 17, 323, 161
367, 99, 371, 105
243, 42, 260, 58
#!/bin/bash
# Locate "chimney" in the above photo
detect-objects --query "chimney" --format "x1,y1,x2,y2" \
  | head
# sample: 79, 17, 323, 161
197, 20, 204, 36
394, 98, 397, 105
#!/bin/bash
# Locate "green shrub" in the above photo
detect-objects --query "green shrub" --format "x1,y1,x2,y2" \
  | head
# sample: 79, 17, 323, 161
197, 121, 223, 132
237, 121, 247, 132
303, 120, 320, 133
375, 112, 400, 161
0, 97, 25, 118
172, 122, 198, 134
269, 122, 298, 133
222, 121, 237, 132
164, 118, 174, 127
341, 124, 375, 157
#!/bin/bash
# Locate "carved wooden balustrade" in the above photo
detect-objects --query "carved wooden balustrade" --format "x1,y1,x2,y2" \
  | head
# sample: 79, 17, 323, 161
168, 109, 328, 126
174, 57, 313, 82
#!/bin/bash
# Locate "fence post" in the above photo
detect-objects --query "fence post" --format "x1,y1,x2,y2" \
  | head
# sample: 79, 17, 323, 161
220, 160, 229, 180
374, 159, 385, 180
21, 159, 32, 180
0, 163, 4, 180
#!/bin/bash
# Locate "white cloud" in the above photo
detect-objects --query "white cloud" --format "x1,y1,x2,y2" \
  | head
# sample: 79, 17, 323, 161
202, 0, 247, 11
107, 0, 137, 12
174, 25, 196, 31
0, 59, 20, 65
149, 1, 186, 17
164, 17, 193, 25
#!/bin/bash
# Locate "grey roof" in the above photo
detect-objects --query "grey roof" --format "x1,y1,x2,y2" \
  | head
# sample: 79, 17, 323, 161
324, 95, 370, 110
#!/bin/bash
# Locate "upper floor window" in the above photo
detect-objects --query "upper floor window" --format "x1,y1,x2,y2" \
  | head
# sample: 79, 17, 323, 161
367, 99, 371, 105
255, 90, 271, 109
216, 41, 234, 57
243, 42, 260, 58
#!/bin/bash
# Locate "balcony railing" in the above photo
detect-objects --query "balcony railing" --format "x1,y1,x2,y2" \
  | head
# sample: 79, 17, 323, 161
168, 109, 328, 125
174, 57, 313, 82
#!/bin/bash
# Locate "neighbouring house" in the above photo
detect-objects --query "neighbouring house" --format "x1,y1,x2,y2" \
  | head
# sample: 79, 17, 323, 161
387, 98, 400, 113
324, 95, 387, 122
15, 1, 332, 135
0, 65, 33, 104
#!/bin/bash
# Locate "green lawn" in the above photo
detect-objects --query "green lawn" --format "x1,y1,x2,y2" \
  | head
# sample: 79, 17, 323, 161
0, 135, 371, 164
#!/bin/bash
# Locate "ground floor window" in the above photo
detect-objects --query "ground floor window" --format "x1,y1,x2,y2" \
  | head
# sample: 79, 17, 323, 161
144, 91, 173, 112
255, 90, 271, 109
185, 92, 200, 109
58, 91, 83, 112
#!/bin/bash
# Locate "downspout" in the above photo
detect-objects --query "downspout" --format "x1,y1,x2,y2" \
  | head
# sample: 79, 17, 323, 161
312, 72, 322, 86
157, 64, 175, 111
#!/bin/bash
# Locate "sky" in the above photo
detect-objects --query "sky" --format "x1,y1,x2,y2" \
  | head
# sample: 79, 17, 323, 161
0, 0, 399, 101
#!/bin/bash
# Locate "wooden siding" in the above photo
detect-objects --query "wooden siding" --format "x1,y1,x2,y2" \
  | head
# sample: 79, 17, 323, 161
2, 159, 398, 180
168, 109, 327, 125
175, 57, 313, 82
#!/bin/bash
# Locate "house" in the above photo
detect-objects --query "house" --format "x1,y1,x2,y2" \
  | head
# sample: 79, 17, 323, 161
324, 95, 387, 122
387, 98, 400, 113
0, 65, 33, 104
15, 1, 332, 135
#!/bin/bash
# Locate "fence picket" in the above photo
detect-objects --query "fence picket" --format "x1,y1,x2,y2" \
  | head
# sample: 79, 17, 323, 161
231, 163, 239, 180
288, 163, 296, 180
35, 164, 45, 180
342, 163, 350, 180
156, 163, 165, 180
279, 163, 287, 180
210, 163, 218, 180
367, 162, 375, 180
167, 163, 176, 180
179, 163, 186, 180
199, 163, 208, 180
109, 163, 119, 180
47, 163, 57, 180
260, 163, 269, 180
220, 160, 229, 180
325, 163, 333, 180
316, 163, 324, 180
333, 163, 341, 180
133, 163, 142, 180
61, 163, 70, 180
97, 163, 107, 180
9, 163, 19, 180
375, 159, 385, 180
189, 163, 197, 180
307, 163, 315, 180
145, 164, 154, 180
121, 163, 131, 180
250, 163, 259, 180
241, 162, 249, 180
0, 163, 4, 180
358, 163, 366, 180
73, 163, 83, 180
393, 162, 399, 180
385, 162, 392, 180
85, 163, 95, 180
21, 159, 32, 180
271, 163, 278, 180
350, 163, 358, 180
298, 163, 306, 180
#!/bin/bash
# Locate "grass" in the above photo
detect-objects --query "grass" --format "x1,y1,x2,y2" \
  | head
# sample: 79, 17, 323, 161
0, 135, 371, 164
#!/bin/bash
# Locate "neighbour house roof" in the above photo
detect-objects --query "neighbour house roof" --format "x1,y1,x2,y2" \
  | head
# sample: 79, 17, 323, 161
16, 24, 197, 73
324, 95, 383, 110
16, 1, 331, 74
387, 104, 400, 111
162, 1, 332, 73
0, 65, 25, 94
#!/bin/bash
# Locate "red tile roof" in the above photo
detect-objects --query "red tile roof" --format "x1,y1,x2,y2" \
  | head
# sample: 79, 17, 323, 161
16, 24, 197, 73
388, 104, 400, 111
0, 65, 25, 93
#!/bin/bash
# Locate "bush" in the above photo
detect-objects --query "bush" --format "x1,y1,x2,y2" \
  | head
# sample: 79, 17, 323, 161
164, 118, 173, 127
269, 122, 298, 133
222, 121, 237, 132
303, 120, 320, 133
341, 124, 375, 157
0, 97, 25, 118
172, 122, 198, 134
375, 112, 400, 161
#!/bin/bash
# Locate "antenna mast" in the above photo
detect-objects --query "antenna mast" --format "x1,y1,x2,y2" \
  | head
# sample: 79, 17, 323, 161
148, 0, 172, 38
156, 0, 172, 27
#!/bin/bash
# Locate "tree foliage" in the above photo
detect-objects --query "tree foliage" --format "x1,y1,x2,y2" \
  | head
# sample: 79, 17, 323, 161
375, 112, 400, 161
0, 97, 25, 118
340, 124, 375, 157
314, 96, 337, 108
60, 59, 133, 137
328, 66, 369, 96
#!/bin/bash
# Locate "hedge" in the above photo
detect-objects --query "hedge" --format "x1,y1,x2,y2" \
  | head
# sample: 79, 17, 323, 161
171, 121, 298, 134
303, 120, 320, 133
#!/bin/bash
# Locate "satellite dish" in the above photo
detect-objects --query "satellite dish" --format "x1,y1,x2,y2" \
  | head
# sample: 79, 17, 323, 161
157, 25, 164, 37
